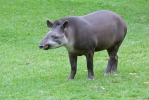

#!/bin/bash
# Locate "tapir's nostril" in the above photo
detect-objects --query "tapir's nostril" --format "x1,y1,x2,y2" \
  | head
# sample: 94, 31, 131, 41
39, 44, 50, 50
39, 45, 43, 49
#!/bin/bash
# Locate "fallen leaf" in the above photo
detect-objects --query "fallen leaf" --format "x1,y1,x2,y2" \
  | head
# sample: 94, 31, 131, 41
114, 74, 118, 76
38, 90, 43, 94
144, 82, 149, 84
129, 73, 137, 75
26, 62, 30, 65
100, 86, 105, 90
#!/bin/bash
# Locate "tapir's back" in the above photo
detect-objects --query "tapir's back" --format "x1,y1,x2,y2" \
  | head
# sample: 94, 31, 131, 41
82, 10, 126, 34
82, 10, 126, 27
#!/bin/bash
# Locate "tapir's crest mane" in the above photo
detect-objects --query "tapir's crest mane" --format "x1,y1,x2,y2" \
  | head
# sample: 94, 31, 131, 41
53, 20, 62, 26
53, 17, 71, 27
53, 18, 68, 26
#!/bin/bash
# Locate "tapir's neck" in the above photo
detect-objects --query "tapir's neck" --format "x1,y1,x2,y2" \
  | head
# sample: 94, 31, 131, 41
64, 43, 74, 52
63, 28, 74, 52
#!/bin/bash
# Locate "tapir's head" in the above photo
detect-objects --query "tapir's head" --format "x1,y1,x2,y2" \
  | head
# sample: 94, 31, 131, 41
39, 20, 69, 50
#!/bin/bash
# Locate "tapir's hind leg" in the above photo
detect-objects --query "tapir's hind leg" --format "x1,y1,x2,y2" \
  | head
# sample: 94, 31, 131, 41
103, 44, 120, 75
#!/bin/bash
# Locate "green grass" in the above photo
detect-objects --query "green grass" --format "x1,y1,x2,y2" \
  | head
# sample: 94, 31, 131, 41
0, 0, 149, 99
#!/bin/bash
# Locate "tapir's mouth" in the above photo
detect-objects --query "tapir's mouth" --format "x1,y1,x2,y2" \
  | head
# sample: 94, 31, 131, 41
44, 44, 51, 50
39, 44, 50, 50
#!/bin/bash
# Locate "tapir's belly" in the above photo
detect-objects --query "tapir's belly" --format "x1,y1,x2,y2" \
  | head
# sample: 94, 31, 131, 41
94, 38, 116, 51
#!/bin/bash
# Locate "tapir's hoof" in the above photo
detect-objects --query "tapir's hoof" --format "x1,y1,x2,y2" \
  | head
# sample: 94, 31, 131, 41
68, 78, 74, 80
88, 75, 95, 79
103, 70, 117, 76
111, 70, 117, 73
103, 72, 111, 76
68, 76, 74, 79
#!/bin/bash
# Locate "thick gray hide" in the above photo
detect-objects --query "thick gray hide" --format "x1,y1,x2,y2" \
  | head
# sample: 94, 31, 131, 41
39, 10, 127, 79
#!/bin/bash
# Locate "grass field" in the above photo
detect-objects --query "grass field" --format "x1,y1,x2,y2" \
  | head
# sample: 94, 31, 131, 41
0, 0, 149, 99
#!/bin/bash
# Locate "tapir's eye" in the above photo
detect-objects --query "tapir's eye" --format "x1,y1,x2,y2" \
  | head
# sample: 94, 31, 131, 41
52, 36, 59, 40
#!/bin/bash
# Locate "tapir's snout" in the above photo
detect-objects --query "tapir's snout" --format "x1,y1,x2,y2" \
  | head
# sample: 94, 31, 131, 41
39, 44, 51, 50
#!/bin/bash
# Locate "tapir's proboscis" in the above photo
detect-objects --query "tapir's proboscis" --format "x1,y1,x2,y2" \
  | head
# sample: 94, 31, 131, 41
39, 10, 127, 79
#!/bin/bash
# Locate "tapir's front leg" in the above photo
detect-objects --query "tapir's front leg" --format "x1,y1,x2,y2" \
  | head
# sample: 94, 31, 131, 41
68, 52, 77, 79
85, 50, 95, 79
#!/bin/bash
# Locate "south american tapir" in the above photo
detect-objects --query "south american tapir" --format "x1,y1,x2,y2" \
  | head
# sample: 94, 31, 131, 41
39, 10, 127, 79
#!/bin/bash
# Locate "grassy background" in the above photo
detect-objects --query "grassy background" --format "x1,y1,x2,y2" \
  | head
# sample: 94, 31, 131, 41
0, 0, 149, 99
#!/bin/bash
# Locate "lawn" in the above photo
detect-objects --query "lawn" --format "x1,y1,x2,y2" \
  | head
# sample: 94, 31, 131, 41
0, 0, 149, 99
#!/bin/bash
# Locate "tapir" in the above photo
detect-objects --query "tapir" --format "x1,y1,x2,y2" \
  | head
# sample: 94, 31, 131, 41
39, 10, 127, 79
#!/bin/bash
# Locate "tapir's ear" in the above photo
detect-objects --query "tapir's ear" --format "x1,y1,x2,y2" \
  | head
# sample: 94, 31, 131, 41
61, 20, 69, 30
47, 20, 53, 28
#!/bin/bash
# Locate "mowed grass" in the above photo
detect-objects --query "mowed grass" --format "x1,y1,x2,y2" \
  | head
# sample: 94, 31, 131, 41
0, 0, 149, 99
